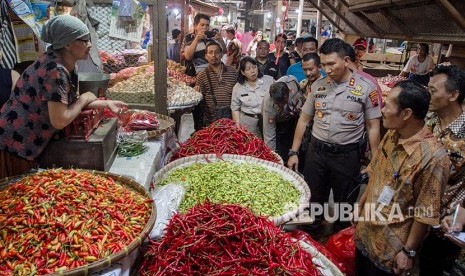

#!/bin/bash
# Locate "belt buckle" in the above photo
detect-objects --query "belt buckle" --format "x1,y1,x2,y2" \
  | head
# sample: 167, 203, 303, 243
324, 142, 335, 152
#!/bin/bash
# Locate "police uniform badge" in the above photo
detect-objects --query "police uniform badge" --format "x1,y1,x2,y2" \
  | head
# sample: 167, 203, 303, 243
349, 78, 355, 87
369, 90, 379, 107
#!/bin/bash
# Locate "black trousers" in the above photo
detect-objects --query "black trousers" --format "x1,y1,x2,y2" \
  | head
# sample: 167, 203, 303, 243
419, 229, 461, 275
303, 137, 361, 226
356, 248, 393, 276
275, 117, 298, 165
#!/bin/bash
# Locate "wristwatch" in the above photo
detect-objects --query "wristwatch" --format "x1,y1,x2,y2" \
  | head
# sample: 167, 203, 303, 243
402, 247, 416, 258
288, 150, 299, 157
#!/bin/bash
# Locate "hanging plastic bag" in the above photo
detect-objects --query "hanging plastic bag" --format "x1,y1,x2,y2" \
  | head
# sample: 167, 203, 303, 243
149, 183, 186, 239
325, 226, 356, 276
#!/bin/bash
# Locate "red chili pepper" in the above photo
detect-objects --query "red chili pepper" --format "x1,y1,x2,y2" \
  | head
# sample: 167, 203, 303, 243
170, 119, 280, 163
139, 202, 318, 275
0, 169, 152, 275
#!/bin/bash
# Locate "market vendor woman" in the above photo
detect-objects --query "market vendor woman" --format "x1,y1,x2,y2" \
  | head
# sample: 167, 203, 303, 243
0, 15, 127, 178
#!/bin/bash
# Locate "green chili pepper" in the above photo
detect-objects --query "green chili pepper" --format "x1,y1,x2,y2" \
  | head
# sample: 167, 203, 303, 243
159, 162, 301, 217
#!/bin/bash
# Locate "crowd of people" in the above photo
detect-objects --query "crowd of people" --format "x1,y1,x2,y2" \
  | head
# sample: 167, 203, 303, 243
180, 13, 465, 276
1, 11, 465, 276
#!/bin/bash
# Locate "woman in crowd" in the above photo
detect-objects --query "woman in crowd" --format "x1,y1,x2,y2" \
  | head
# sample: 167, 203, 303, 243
0, 49, 20, 108
246, 31, 263, 58
0, 15, 126, 178
400, 43, 435, 86
231, 57, 274, 136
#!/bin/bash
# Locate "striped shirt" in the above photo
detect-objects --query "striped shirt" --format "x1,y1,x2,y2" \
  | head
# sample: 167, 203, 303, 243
196, 63, 237, 124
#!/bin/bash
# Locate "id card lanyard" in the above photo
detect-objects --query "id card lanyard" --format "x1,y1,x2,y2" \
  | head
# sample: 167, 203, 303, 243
377, 147, 406, 206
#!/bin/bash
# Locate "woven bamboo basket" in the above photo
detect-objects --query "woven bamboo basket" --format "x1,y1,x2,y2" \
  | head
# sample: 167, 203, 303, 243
153, 154, 310, 225
298, 240, 344, 276
0, 169, 157, 276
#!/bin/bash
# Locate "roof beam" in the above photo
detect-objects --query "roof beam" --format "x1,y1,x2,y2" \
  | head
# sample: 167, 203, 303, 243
379, 7, 414, 37
319, 0, 363, 33
306, 0, 347, 33
353, 11, 385, 37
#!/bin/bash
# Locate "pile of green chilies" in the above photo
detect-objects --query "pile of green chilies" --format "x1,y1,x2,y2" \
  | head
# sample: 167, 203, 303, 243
158, 161, 301, 217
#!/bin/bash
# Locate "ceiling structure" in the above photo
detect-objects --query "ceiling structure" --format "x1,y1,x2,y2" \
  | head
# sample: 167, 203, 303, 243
303, 0, 465, 44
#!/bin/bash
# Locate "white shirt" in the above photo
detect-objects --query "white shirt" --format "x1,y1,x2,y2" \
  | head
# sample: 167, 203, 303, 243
402, 55, 434, 75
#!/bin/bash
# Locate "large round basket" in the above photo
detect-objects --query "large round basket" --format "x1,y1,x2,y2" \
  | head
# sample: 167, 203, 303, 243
128, 110, 175, 140
153, 154, 310, 225
0, 169, 157, 276
298, 240, 344, 276
164, 146, 284, 166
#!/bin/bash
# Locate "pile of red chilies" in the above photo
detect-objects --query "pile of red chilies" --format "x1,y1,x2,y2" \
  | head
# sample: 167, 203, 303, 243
0, 169, 152, 275
140, 202, 318, 275
170, 118, 280, 163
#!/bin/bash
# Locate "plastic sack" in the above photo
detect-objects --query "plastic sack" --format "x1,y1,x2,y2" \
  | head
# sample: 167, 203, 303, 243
325, 226, 356, 276
291, 230, 344, 273
149, 183, 186, 239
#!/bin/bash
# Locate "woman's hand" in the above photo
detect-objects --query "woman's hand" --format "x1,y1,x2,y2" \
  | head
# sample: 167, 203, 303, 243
441, 215, 463, 233
107, 100, 128, 114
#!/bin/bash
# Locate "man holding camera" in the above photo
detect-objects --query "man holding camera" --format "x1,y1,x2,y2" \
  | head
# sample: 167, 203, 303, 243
182, 13, 226, 76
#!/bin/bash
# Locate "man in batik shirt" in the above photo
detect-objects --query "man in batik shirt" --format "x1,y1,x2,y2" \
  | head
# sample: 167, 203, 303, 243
355, 80, 451, 275
420, 65, 465, 275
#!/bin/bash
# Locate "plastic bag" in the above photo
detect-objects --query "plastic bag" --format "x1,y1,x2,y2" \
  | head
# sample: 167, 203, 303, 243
325, 226, 356, 276
291, 230, 344, 273
149, 183, 186, 239
116, 130, 148, 157
126, 111, 159, 131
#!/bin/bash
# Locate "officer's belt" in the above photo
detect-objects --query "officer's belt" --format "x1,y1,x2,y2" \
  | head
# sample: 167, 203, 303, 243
241, 111, 260, 119
311, 137, 359, 153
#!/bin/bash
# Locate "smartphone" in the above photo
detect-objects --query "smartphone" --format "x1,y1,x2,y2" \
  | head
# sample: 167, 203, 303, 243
286, 40, 294, 47
205, 31, 216, 38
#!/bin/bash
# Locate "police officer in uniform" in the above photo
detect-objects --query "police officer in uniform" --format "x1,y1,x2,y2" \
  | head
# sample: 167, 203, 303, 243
287, 38, 381, 231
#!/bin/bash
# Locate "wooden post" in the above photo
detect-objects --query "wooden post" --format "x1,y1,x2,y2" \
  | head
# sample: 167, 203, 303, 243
296, 0, 304, 36
153, 0, 168, 115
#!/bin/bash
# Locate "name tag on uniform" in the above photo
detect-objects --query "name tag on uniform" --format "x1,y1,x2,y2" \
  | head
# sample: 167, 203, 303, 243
378, 186, 395, 205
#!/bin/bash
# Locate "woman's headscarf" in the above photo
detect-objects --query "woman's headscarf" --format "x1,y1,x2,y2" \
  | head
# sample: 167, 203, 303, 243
41, 15, 90, 50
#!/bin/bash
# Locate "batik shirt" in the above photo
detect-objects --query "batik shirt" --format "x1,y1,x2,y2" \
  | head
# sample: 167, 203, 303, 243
0, 48, 78, 160
355, 127, 450, 272
426, 112, 465, 217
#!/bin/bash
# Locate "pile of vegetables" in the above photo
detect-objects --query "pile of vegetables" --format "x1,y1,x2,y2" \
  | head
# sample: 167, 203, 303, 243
0, 169, 152, 275
170, 119, 281, 163
108, 72, 202, 107
158, 161, 300, 217
167, 60, 196, 85
377, 75, 407, 94
140, 202, 319, 275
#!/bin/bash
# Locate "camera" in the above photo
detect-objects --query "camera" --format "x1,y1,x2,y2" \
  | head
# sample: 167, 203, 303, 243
286, 39, 294, 47
205, 31, 216, 39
